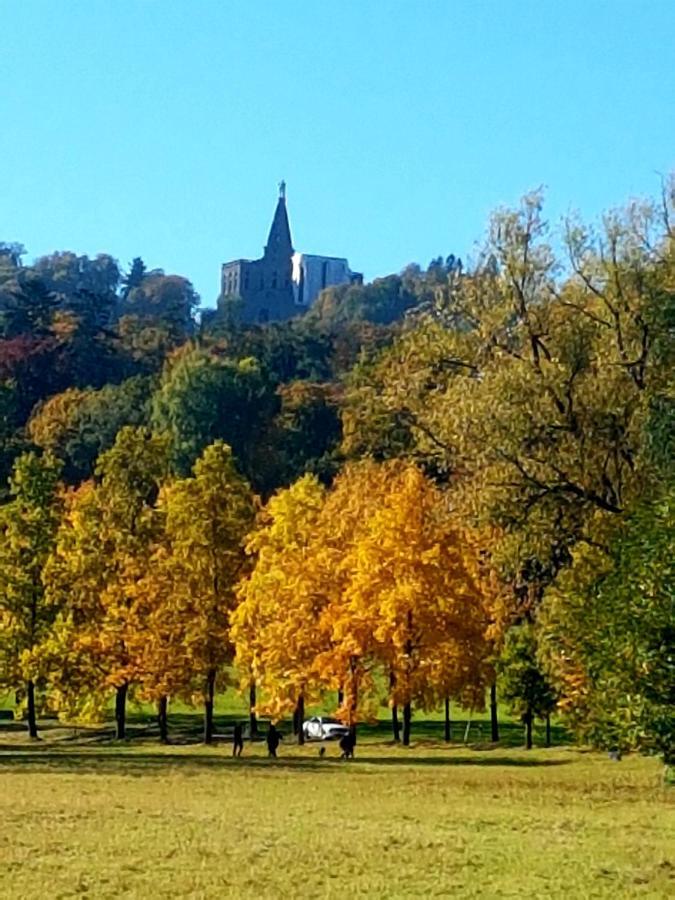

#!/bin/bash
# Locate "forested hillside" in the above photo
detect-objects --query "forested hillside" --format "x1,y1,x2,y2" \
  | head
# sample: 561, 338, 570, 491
0, 181, 673, 764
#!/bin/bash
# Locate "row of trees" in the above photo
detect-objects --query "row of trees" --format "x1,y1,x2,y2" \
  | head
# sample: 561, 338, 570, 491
0, 433, 493, 746
0, 178, 673, 760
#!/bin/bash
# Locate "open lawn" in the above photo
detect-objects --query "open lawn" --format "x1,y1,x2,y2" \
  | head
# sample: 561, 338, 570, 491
1, 715, 673, 899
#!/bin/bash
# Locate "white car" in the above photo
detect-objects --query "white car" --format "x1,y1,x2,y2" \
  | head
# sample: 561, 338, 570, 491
302, 716, 350, 741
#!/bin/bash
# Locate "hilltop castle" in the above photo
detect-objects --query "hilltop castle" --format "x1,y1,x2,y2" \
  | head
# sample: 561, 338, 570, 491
218, 183, 361, 323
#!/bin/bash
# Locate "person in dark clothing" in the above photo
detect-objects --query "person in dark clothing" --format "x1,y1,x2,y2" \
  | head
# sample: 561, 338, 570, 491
266, 724, 280, 758
232, 723, 244, 757
339, 732, 355, 759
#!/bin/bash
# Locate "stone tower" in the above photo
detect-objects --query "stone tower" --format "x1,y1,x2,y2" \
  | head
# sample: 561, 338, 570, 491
217, 183, 361, 324
220, 181, 297, 323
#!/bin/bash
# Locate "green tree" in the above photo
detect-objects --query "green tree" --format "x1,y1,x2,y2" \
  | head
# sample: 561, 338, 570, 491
28, 376, 154, 483
274, 380, 342, 484
0, 379, 29, 500
32, 251, 120, 323
308, 275, 418, 327
343, 187, 674, 620
120, 272, 197, 340
497, 623, 557, 749
0, 451, 62, 737
120, 257, 147, 302
0, 275, 59, 339
540, 483, 675, 763
151, 344, 279, 490
220, 319, 335, 383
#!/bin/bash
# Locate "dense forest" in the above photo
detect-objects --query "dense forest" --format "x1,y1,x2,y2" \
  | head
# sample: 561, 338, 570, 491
0, 181, 673, 763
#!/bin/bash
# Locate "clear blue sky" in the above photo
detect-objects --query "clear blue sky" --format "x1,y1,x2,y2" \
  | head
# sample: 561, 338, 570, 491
1, 1, 673, 308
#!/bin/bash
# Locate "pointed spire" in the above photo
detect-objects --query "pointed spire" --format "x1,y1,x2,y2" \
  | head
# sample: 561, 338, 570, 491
265, 182, 293, 257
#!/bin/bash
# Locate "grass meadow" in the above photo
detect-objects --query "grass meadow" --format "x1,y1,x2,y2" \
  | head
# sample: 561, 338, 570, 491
1, 701, 673, 899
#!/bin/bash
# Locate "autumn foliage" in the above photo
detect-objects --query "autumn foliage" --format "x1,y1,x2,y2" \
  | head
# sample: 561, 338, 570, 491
233, 462, 490, 743
0, 181, 673, 758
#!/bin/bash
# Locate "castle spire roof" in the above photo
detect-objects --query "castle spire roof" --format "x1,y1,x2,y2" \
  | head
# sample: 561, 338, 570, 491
265, 181, 293, 257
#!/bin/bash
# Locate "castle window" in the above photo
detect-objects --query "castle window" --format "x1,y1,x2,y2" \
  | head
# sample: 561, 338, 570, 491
272, 272, 277, 289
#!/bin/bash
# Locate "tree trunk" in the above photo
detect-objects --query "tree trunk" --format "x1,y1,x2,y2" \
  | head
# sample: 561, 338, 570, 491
249, 680, 258, 740
389, 670, 401, 744
545, 712, 551, 748
204, 669, 216, 744
337, 688, 344, 707
402, 702, 412, 746
347, 656, 359, 745
388, 671, 400, 742
490, 682, 499, 743
115, 683, 128, 740
296, 695, 305, 745
391, 704, 400, 742
157, 695, 169, 744
444, 697, 451, 743
26, 679, 38, 739
524, 708, 533, 750
402, 614, 414, 748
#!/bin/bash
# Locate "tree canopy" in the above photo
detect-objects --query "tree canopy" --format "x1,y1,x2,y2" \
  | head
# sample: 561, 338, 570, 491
0, 176, 672, 758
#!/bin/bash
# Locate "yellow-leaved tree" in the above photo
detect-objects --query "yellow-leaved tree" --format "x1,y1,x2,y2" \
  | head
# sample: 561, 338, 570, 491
149, 441, 256, 743
0, 451, 63, 738
232, 474, 327, 742
42, 427, 168, 738
124, 539, 190, 743
310, 462, 393, 735
235, 460, 492, 744
341, 463, 490, 744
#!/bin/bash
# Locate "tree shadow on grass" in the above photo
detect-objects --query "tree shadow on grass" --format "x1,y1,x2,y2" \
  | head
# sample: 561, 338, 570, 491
350, 755, 570, 767
42, 715, 569, 747
358, 719, 571, 748
0, 718, 72, 735
0, 713, 571, 759
0, 745, 571, 777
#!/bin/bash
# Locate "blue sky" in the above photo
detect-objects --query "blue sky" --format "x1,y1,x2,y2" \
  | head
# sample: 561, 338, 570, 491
1, 1, 673, 308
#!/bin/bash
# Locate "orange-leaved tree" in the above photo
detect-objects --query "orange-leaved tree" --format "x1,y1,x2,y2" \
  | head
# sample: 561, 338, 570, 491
327, 461, 491, 744
235, 460, 493, 745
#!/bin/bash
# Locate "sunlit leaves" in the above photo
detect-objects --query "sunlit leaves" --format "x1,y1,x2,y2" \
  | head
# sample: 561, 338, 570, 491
234, 461, 490, 725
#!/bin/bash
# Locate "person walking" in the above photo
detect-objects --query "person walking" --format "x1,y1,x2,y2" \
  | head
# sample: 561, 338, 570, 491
232, 722, 244, 757
339, 732, 355, 759
266, 723, 280, 758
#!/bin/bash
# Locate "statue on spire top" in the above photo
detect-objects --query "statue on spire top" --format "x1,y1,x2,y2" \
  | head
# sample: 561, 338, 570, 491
279, 179, 286, 200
